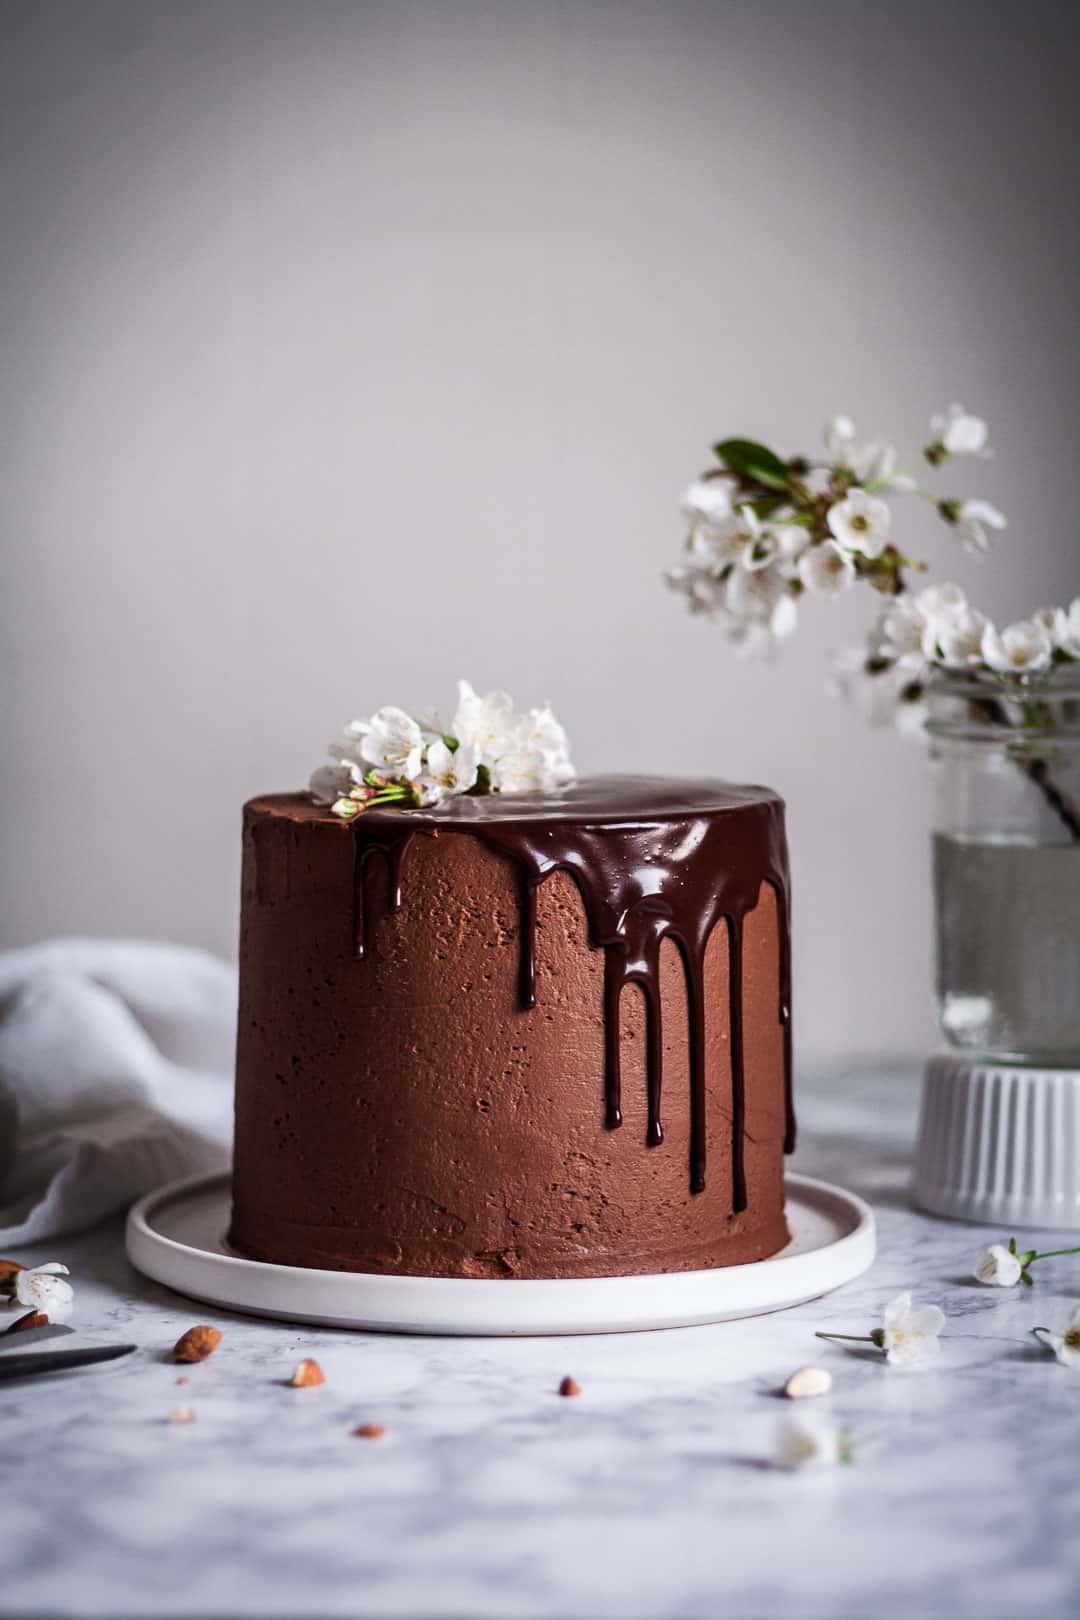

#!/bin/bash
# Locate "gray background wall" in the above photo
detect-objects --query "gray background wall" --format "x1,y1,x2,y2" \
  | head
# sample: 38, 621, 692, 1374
3, 0, 1078, 1066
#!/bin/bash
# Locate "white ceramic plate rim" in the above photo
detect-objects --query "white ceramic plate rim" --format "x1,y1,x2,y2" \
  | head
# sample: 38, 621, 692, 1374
126, 1170, 875, 1336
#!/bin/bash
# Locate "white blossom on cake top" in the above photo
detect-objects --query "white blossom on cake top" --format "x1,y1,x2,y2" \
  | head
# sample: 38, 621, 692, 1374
309, 681, 575, 817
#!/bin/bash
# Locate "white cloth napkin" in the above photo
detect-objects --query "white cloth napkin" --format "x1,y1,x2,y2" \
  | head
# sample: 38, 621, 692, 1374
0, 939, 236, 1246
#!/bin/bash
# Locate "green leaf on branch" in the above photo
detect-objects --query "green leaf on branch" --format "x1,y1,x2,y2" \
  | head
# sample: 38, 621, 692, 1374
712, 438, 790, 491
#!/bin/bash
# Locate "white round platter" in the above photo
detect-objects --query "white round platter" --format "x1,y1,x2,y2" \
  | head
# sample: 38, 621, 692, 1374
126, 1170, 874, 1337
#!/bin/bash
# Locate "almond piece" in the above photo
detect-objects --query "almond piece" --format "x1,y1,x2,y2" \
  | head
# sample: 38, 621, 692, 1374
167, 1405, 196, 1424
352, 1423, 385, 1439
290, 1358, 325, 1388
173, 1324, 222, 1363
558, 1376, 582, 1397
4, 1310, 48, 1335
784, 1365, 833, 1400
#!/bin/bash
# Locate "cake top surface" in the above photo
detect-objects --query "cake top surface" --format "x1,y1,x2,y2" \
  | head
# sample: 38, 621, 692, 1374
248, 774, 783, 827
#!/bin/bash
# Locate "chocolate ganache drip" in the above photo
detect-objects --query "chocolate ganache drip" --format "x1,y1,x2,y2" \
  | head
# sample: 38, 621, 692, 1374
349, 776, 793, 1206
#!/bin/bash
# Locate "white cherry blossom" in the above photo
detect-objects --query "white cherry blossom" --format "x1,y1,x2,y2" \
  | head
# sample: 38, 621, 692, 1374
687, 523, 735, 570
682, 479, 736, 529
519, 705, 576, 786
776, 522, 811, 560
726, 560, 777, 621
309, 761, 360, 804
981, 618, 1054, 675
359, 706, 424, 780
1035, 1306, 1080, 1368
923, 603, 989, 669
488, 735, 551, 796
860, 441, 916, 492
815, 1290, 944, 1366
952, 498, 1006, 555
419, 738, 479, 805
15, 1262, 74, 1323
916, 581, 970, 627
1051, 598, 1080, 659
451, 681, 518, 765
931, 403, 991, 457
881, 597, 929, 660
884, 582, 980, 669
827, 489, 892, 559
339, 717, 377, 761
487, 702, 576, 795
822, 416, 911, 489
973, 1243, 1023, 1287
878, 1292, 945, 1366
724, 504, 779, 571
769, 592, 799, 640
824, 414, 860, 466
798, 540, 856, 598
773, 1414, 845, 1471
412, 706, 446, 741
738, 527, 780, 572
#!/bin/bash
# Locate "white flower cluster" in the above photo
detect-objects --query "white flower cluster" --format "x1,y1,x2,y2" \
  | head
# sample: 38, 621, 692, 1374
665, 482, 800, 656
310, 680, 575, 818
778, 1244, 1080, 1470
666, 407, 1005, 663
669, 403, 1080, 735
832, 586, 1080, 736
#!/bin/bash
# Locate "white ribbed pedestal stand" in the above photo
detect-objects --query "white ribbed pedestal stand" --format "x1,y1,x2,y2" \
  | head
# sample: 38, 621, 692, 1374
913, 1053, 1080, 1229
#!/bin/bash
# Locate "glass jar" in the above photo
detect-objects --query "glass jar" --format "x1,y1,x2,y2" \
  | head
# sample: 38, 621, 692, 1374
927, 666, 1080, 1065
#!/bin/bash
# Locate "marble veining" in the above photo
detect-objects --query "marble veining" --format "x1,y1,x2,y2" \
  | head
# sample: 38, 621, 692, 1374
2, 1066, 1078, 1620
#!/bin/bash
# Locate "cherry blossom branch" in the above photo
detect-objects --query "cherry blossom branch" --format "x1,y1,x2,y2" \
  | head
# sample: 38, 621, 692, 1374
666, 408, 1080, 826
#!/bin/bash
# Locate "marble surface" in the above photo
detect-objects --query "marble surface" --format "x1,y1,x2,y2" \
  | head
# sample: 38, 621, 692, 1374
3, 1066, 1079, 1620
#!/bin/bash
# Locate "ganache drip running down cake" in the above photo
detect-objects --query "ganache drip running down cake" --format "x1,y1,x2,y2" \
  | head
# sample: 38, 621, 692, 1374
229, 761, 795, 1280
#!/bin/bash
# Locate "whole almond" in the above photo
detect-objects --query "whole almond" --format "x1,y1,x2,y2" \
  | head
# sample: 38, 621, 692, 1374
558, 1376, 582, 1397
5, 1309, 48, 1334
352, 1423, 385, 1439
290, 1358, 325, 1388
173, 1324, 222, 1363
784, 1365, 833, 1400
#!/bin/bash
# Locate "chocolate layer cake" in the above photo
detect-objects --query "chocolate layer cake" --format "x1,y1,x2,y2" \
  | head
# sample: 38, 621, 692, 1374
229, 777, 794, 1278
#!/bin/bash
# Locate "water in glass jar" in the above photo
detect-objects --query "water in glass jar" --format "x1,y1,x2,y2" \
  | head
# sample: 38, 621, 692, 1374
933, 833, 1080, 1063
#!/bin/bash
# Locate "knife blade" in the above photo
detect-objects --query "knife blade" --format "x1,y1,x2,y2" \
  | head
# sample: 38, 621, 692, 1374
0, 1322, 73, 1351
0, 1343, 137, 1380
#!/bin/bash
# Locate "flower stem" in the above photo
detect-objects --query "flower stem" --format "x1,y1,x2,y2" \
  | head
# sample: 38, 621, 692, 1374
814, 1332, 874, 1344
1024, 759, 1080, 842
970, 696, 1080, 844
1029, 1245, 1080, 1264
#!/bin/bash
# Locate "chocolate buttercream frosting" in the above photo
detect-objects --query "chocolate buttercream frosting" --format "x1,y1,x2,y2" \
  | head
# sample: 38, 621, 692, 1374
230, 776, 794, 1279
